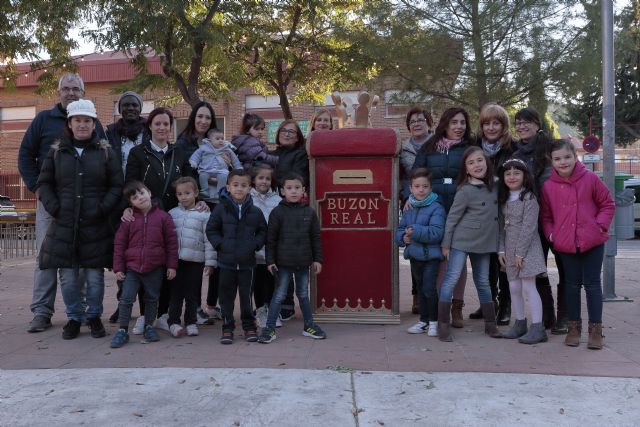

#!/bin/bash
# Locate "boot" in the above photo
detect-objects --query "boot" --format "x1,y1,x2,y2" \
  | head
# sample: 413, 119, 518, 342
518, 322, 548, 344
108, 308, 119, 324
437, 301, 452, 342
451, 299, 464, 328
551, 315, 568, 335
565, 320, 581, 347
411, 294, 419, 315
503, 318, 528, 339
469, 306, 483, 319
587, 322, 604, 350
496, 302, 511, 326
536, 276, 556, 329
481, 303, 502, 338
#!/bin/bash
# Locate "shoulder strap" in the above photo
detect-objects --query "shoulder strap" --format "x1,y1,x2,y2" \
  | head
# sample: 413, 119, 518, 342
161, 150, 176, 197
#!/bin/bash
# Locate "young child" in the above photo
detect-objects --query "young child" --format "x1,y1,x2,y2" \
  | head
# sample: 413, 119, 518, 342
206, 169, 267, 344
258, 172, 325, 343
541, 140, 615, 350
189, 128, 242, 200
167, 177, 216, 337
231, 113, 279, 170
438, 146, 502, 342
250, 164, 283, 328
395, 168, 446, 337
497, 158, 548, 344
111, 181, 178, 348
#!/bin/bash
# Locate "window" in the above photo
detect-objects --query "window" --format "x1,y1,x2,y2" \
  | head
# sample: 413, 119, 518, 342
246, 95, 281, 110
0, 106, 36, 121
266, 119, 309, 144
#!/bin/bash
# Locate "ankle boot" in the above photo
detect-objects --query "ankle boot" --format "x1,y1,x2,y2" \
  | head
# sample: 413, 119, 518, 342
565, 320, 581, 347
481, 303, 502, 338
451, 299, 464, 328
587, 322, 604, 350
536, 276, 556, 329
518, 322, 548, 344
503, 318, 528, 339
469, 306, 483, 319
496, 302, 511, 326
438, 301, 452, 342
108, 308, 119, 324
411, 294, 419, 315
551, 315, 568, 335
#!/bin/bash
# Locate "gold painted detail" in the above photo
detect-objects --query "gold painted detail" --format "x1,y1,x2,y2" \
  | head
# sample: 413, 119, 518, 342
332, 169, 373, 184
318, 297, 391, 314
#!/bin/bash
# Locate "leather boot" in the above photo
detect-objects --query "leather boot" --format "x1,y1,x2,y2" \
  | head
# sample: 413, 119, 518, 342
503, 318, 527, 339
587, 322, 604, 350
518, 322, 548, 344
437, 301, 452, 342
565, 320, 581, 347
451, 299, 464, 328
411, 294, 419, 315
469, 306, 483, 319
481, 303, 502, 338
551, 282, 568, 334
536, 276, 556, 329
496, 301, 511, 326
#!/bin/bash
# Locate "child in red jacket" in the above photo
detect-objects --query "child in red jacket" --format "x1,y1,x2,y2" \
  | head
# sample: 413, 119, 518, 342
110, 181, 179, 348
541, 140, 615, 350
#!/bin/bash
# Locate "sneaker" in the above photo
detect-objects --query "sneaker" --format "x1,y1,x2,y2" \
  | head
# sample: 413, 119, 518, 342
154, 313, 170, 332
197, 308, 214, 325
220, 330, 234, 345
110, 329, 130, 348
170, 324, 185, 338
87, 317, 106, 338
407, 321, 428, 334
132, 316, 145, 335
280, 308, 295, 321
255, 306, 268, 328
258, 327, 277, 343
108, 309, 119, 324
302, 323, 326, 340
143, 325, 160, 342
186, 324, 199, 336
205, 306, 223, 320
276, 314, 283, 328
427, 321, 438, 337
245, 329, 258, 342
62, 319, 81, 340
27, 315, 52, 333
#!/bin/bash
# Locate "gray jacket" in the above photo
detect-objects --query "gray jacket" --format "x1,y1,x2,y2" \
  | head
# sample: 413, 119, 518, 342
442, 181, 499, 253
169, 205, 217, 266
189, 141, 242, 174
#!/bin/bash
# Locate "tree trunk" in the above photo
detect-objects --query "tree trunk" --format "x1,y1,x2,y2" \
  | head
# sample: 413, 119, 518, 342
277, 86, 293, 119
470, 0, 488, 111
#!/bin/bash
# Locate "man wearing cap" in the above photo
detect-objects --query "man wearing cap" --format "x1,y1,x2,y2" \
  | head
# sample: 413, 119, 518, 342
18, 73, 107, 333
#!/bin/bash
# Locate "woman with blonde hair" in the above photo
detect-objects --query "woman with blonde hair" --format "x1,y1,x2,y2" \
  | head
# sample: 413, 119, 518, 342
309, 108, 333, 134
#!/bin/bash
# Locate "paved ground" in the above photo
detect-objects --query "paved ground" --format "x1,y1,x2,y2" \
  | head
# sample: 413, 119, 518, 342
1, 240, 639, 425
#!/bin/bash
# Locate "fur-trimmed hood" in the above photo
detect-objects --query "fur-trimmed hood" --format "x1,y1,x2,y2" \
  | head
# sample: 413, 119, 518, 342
51, 132, 111, 152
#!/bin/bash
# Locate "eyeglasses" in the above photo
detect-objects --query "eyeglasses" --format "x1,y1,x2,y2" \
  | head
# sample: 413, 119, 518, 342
60, 87, 84, 94
409, 118, 427, 126
514, 120, 531, 129
280, 129, 297, 136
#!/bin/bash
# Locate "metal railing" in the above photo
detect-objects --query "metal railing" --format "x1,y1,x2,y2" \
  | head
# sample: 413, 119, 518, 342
0, 223, 36, 260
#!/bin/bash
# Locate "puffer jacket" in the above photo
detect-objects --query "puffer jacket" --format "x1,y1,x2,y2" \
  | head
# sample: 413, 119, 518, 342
113, 204, 179, 274
540, 161, 615, 254
251, 188, 282, 264
274, 145, 309, 187
231, 134, 278, 170
37, 133, 123, 268
189, 140, 242, 174
395, 197, 446, 262
266, 200, 323, 268
169, 205, 216, 266
206, 190, 267, 269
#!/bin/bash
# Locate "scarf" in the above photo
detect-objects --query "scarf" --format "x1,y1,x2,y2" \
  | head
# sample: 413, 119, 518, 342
482, 138, 502, 158
115, 117, 146, 141
436, 137, 462, 154
409, 192, 438, 208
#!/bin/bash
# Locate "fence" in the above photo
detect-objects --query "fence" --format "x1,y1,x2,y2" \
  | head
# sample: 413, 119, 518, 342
0, 222, 36, 260
0, 173, 36, 209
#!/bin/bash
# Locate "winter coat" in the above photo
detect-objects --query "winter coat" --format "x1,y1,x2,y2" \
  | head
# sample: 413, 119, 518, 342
251, 188, 282, 264
274, 146, 309, 187
169, 205, 216, 266
231, 134, 279, 170
18, 103, 106, 192
395, 198, 446, 262
411, 139, 474, 212
125, 140, 193, 211
498, 192, 547, 280
106, 120, 145, 173
442, 181, 499, 254
399, 136, 431, 200
113, 204, 179, 274
477, 137, 514, 177
175, 133, 201, 160
37, 133, 123, 268
189, 141, 242, 174
206, 190, 267, 269
266, 200, 323, 268
540, 162, 615, 254
513, 139, 552, 194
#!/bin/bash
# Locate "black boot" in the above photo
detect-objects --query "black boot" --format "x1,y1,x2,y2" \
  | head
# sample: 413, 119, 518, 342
496, 302, 511, 326
496, 270, 511, 326
469, 306, 484, 319
536, 275, 556, 329
551, 281, 568, 334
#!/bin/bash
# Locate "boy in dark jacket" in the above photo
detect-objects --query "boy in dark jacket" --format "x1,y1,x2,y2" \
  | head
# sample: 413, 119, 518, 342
206, 169, 267, 344
110, 181, 179, 348
258, 172, 325, 343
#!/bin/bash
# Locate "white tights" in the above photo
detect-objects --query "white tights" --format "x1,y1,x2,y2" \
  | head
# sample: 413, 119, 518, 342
509, 277, 542, 323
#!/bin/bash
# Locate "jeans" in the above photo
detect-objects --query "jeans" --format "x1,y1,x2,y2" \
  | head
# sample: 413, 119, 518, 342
266, 266, 314, 330
117, 267, 164, 329
439, 249, 492, 304
168, 260, 204, 326
59, 268, 104, 322
558, 244, 605, 324
410, 260, 440, 322
218, 267, 255, 331
30, 199, 58, 317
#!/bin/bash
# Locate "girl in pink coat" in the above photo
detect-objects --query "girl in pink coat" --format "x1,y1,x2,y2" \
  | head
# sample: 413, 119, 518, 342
540, 140, 615, 350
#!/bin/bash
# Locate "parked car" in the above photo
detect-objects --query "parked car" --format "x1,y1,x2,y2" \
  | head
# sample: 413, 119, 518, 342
0, 195, 35, 239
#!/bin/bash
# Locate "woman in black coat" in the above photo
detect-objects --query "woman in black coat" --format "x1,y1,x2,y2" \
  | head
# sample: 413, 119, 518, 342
37, 99, 123, 340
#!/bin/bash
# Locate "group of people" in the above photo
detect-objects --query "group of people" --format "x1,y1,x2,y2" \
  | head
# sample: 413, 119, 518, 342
398, 104, 615, 349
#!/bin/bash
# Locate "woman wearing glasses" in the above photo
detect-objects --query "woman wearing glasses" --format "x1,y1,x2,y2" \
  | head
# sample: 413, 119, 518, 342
513, 107, 567, 335
273, 120, 309, 188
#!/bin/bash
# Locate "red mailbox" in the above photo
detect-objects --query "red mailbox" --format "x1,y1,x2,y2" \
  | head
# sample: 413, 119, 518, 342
307, 128, 400, 324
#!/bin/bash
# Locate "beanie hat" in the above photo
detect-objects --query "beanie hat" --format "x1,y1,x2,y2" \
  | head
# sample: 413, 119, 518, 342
66, 99, 97, 119
118, 91, 143, 113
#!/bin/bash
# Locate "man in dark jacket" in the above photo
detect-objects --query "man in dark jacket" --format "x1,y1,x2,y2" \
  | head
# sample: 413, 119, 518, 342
18, 73, 106, 333
106, 91, 146, 173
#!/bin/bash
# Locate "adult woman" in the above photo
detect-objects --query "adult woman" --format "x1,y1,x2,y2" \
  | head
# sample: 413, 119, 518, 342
37, 99, 123, 340
400, 107, 434, 316
274, 120, 309, 187
412, 107, 474, 329
309, 108, 333, 133
469, 103, 514, 325
176, 101, 217, 159
513, 107, 567, 334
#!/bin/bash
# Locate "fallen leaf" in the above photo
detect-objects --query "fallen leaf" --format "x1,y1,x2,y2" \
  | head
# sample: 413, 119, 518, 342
45, 390, 54, 395
376, 421, 385, 426
133, 413, 143, 418
177, 379, 186, 384
424, 381, 436, 390
135, 383, 145, 386
559, 408, 564, 415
